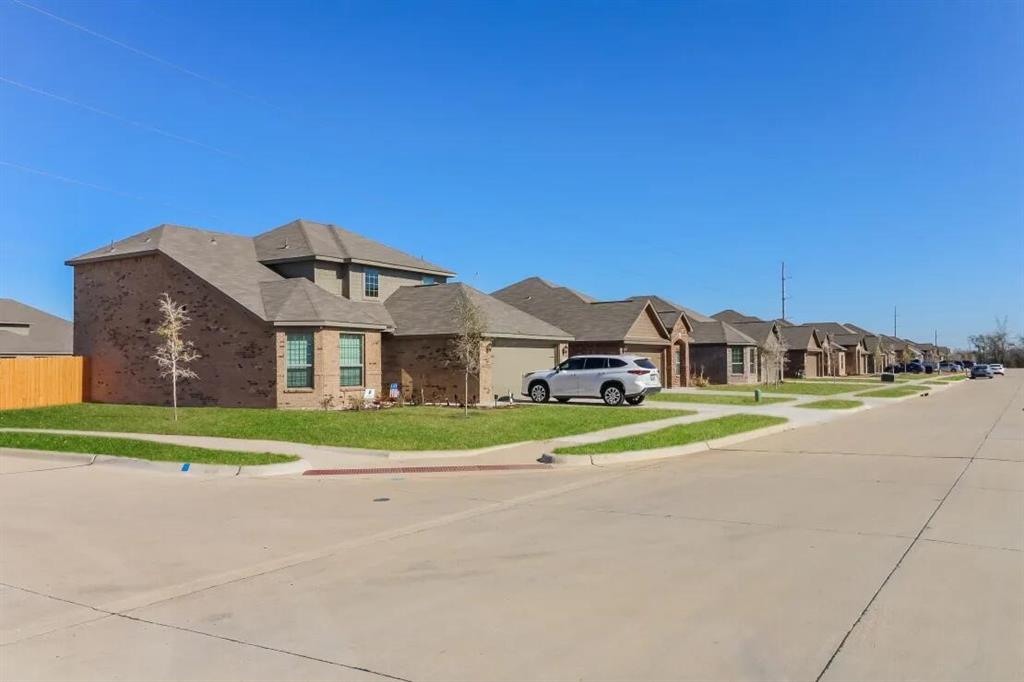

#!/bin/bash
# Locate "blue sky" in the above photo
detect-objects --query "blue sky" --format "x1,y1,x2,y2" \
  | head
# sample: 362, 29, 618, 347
1, 0, 1021, 348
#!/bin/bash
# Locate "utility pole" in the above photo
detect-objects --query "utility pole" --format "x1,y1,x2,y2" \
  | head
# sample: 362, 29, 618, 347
781, 261, 791, 321
893, 305, 897, 337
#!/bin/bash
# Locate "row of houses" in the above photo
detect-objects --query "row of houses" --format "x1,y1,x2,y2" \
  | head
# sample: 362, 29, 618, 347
4, 220, 950, 407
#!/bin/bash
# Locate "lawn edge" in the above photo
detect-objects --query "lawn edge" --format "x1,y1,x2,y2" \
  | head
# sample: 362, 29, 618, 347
0, 446, 310, 477
545, 419, 794, 466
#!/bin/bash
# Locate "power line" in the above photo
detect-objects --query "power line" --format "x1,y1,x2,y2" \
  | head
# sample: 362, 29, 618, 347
0, 160, 223, 220
10, 0, 283, 112
0, 76, 241, 159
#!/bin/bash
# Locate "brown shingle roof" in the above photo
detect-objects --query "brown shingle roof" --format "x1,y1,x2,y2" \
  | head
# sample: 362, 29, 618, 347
259, 279, 393, 329
0, 299, 73, 355
67, 224, 394, 329
67, 224, 281, 319
386, 283, 571, 339
725, 320, 779, 346
779, 325, 824, 351
493, 278, 669, 343
689, 320, 756, 346
711, 309, 763, 324
254, 219, 454, 276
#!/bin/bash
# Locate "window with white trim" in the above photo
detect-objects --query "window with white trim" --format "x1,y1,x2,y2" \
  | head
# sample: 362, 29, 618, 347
730, 346, 744, 374
364, 268, 380, 298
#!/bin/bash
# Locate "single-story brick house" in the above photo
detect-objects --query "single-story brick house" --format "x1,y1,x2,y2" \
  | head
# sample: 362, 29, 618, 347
626, 295, 696, 388
0, 299, 73, 357
721, 319, 785, 383
492, 278, 674, 379
804, 322, 872, 375
688, 320, 758, 385
67, 221, 570, 408
778, 325, 826, 378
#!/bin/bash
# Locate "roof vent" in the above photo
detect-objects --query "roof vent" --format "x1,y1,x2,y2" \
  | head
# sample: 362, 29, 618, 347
106, 240, 115, 253
143, 235, 151, 243
210, 236, 217, 245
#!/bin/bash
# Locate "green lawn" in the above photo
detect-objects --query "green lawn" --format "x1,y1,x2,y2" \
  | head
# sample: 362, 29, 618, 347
553, 414, 787, 455
856, 385, 930, 398
797, 399, 864, 410
0, 431, 295, 466
0, 403, 690, 451
700, 381, 861, 396
649, 392, 794, 406
937, 375, 967, 382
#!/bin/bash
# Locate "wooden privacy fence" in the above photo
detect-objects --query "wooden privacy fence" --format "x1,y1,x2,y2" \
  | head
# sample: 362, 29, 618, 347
0, 356, 89, 410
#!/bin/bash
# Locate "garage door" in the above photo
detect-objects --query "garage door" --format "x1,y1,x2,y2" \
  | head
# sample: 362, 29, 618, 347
623, 345, 665, 377
804, 352, 819, 377
491, 342, 559, 399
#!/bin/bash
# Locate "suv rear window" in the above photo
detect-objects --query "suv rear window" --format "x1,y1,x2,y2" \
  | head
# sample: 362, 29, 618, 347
607, 358, 627, 368
583, 357, 608, 370
634, 358, 657, 370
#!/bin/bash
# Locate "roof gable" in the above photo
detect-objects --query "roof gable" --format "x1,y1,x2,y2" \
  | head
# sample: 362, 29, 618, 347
0, 299, 73, 355
254, 219, 454, 276
493, 279, 669, 342
386, 283, 572, 339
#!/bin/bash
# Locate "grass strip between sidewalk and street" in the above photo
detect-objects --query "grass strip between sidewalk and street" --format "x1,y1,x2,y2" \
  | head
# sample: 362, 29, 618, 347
0, 432, 297, 466
0, 403, 690, 451
649, 393, 794, 406
552, 414, 787, 455
699, 381, 860, 396
796, 399, 864, 410
856, 385, 930, 398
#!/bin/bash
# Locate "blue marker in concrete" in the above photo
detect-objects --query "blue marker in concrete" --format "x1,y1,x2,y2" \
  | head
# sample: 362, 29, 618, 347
181, 463, 191, 472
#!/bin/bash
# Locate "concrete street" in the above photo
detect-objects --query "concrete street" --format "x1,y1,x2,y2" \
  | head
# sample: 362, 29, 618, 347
1, 372, 1021, 681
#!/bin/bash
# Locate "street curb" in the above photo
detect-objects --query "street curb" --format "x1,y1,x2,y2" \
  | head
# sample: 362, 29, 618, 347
544, 421, 798, 466
1, 448, 309, 477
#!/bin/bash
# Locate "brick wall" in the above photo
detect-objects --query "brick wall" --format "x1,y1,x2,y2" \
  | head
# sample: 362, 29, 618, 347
73, 254, 277, 407
381, 335, 489, 405
690, 345, 757, 385
275, 328, 382, 409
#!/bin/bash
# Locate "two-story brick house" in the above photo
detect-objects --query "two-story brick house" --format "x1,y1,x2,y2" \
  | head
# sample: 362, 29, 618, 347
68, 220, 569, 408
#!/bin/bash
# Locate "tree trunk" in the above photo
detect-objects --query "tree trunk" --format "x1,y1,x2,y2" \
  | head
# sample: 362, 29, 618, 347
172, 372, 178, 422
464, 371, 469, 416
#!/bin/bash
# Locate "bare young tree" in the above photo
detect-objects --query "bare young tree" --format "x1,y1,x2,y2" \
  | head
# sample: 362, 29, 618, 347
872, 340, 886, 374
759, 331, 788, 385
152, 293, 200, 421
449, 291, 487, 415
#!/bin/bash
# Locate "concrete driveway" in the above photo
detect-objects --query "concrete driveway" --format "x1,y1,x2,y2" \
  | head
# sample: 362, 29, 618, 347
2, 372, 1021, 681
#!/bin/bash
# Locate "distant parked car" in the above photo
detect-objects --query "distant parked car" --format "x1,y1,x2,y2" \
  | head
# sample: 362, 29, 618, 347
883, 364, 904, 373
989, 363, 1005, 376
522, 354, 662, 406
938, 361, 958, 372
961, 360, 975, 369
970, 364, 994, 379
905, 361, 925, 374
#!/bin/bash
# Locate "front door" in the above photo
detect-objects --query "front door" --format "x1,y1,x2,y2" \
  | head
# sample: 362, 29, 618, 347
549, 357, 585, 397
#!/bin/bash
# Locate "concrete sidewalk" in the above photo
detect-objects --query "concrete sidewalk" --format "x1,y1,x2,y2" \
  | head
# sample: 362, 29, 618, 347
0, 379, 955, 473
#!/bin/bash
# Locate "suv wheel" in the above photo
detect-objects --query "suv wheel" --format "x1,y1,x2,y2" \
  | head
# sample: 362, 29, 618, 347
529, 382, 550, 403
626, 395, 645, 405
602, 383, 625, 406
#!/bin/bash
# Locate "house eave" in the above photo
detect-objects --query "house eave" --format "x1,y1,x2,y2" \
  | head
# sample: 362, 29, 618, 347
259, 254, 455, 277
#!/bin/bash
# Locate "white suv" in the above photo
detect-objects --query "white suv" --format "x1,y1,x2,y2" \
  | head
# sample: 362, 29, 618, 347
522, 355, 662, 406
